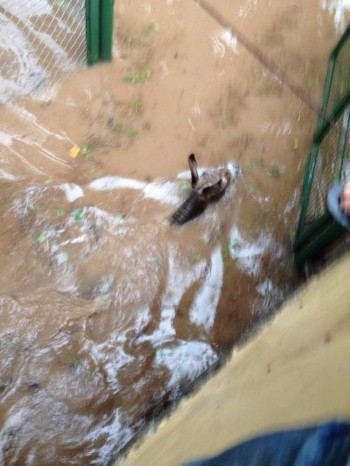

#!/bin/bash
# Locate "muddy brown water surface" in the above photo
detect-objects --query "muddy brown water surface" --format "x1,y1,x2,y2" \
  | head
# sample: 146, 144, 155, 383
0, 1, 349, 465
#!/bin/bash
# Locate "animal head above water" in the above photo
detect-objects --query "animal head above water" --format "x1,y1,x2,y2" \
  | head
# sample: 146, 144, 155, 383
170, 154, 240, 225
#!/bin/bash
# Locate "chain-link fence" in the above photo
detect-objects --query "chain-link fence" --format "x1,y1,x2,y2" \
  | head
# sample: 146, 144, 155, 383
0, 0, 86, 104
305, 106, 350, 220
316, 27, 350, 139
294, 24, 350, 266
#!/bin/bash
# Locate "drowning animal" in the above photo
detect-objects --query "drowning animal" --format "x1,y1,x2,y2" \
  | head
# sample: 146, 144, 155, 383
170, 154, 240, 225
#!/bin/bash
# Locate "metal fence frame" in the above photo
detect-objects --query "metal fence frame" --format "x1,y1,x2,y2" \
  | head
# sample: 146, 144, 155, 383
294, 24, 350, 267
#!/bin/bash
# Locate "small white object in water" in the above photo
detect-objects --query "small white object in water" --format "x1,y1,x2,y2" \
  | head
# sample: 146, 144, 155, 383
212, 28, 239, 58
256, 279, 274, 296
57, 183, 84, 202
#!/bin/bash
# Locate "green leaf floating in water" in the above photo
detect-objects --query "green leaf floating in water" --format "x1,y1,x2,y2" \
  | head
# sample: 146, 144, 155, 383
70, 354, 80, 372
229, 238, 238, 249
153, 257, 160, 269
74, 210, 84, 223
271, 163, 280, 178
37, 233, 46, 244
114, 215, 126, 224
123, 68, 152, 84
128, 128, 139, 138
181, 181, 191, 191
142, 23, 160, 37
222, 243, 230, 263
193, 252, 202, 262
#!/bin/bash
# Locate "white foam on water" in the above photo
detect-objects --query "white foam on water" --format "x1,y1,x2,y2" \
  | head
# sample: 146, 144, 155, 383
322, 0, 350, 30
88, 176, 146, 191
212, 29, 239, 58
12, 184, 47, 216
0, 131, 13, 146
261, 119, 292, 137
229, 226, 274, 277
253, 279, 284, 315
85, 409, 134, 466
70, 235, 88, 244
284, 188, 300, 215
155, 340, 218, 395
138, 247, 207, 346
189, 247, 224, 332
256, 279, 274, 296
177, 166, 211, 179
237, 0, 260, 18
0, 169, 18, 181
10, 105, 66, 141
88, 409, 134, 466
57, 183, 84, 202
88, 176, 182, 206
192, 102, 201, 116
31, 83, 59, 104
89, 343, 134, 395
143, 180, 180, 205
133, 306, 152, 335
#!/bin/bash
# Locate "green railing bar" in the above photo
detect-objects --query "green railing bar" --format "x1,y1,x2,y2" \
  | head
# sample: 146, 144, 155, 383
86, 0, 100, 65
100, 0, 114, 61
294, 211, 331, 251
313, 28, 350, 144
330, 23, 350, 60
314, 92, 350, 144
295, 144, 320, 239
294, 220, 345, 268
314, 56, 336, 143
338, 108, 350, 178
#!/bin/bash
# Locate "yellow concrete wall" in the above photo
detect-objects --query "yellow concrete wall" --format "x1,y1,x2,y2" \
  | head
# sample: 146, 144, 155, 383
123, 252, 350, 466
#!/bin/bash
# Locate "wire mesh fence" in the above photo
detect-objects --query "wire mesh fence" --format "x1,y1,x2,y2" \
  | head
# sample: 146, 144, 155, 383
0, 0, 86, 104
304, 106, 350, 225
294, 24, 350, 265
316, 25, 350, 139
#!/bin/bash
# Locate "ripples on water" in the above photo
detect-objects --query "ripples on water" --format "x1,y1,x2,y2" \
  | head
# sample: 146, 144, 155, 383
0, 171, 290, 465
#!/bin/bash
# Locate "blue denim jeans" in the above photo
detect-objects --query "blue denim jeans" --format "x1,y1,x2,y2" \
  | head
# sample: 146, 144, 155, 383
184, 421, 350, 466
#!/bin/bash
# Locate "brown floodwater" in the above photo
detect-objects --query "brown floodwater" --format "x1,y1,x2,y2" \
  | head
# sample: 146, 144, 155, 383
0, 0, 348, 465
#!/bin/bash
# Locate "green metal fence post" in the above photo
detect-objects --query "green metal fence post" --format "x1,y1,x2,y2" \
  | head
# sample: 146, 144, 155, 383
86, 0, 100, 66
100, 0, 114, 62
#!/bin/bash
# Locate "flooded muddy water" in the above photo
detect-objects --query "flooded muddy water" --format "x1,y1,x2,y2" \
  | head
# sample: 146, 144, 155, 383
0, 1, 349, 465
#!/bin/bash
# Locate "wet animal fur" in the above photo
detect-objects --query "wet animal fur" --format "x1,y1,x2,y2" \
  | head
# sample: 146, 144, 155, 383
170, 190, 207, 225
170, 154, 237, 226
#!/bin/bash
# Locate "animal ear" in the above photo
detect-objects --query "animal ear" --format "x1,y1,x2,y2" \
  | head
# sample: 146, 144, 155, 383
188, 153, 199, 188
188, 153, 197, 166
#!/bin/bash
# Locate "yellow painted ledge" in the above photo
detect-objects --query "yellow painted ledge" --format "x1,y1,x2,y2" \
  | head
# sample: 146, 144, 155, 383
122, 252, 350, 466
